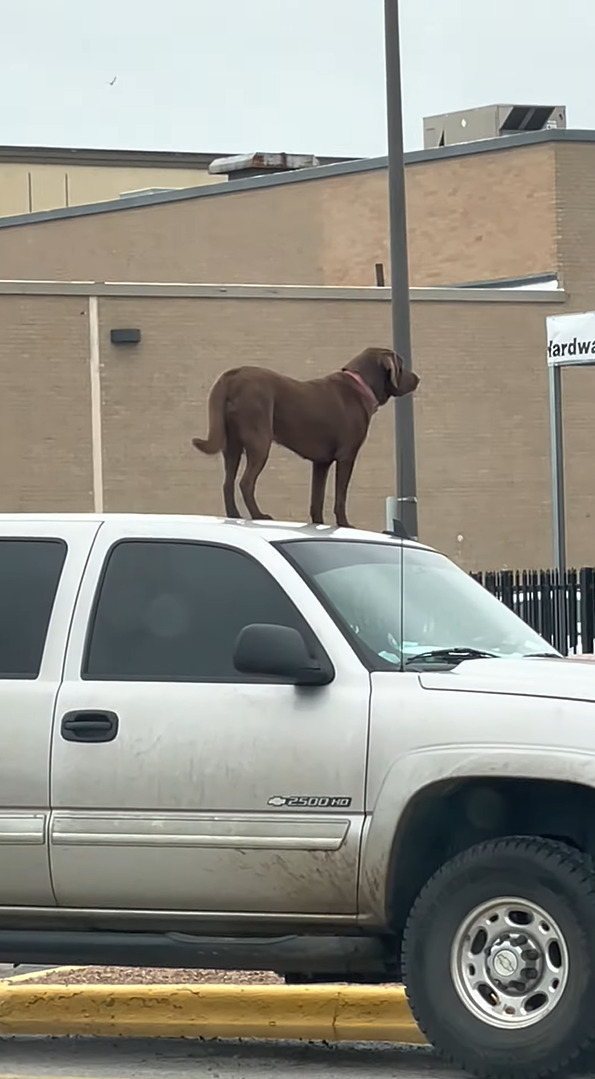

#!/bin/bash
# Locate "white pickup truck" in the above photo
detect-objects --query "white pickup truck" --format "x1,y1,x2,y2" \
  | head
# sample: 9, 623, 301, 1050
2, 512, 595, 1078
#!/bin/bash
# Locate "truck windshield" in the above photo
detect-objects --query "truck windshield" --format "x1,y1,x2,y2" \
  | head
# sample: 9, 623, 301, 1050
275, 539, 559, 671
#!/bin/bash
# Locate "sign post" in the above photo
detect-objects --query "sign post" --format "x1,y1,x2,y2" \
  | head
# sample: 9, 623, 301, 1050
546, 310, 595, 650
548, 359, 566, 578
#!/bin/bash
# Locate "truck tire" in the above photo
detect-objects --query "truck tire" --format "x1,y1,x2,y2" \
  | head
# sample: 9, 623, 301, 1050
401, 837, 595, 1079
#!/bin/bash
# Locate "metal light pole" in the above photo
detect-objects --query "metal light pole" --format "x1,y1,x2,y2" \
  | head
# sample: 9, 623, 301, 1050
384, 0, 418, 539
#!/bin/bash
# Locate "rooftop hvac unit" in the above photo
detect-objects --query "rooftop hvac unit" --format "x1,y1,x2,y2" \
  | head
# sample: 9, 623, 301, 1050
423, 104, 566, 150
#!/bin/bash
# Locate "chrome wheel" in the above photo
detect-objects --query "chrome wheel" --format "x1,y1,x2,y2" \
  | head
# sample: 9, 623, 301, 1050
450, 896, 569, 1029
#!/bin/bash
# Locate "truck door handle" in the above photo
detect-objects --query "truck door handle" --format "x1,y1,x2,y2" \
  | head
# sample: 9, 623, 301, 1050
60, 710, 119, 743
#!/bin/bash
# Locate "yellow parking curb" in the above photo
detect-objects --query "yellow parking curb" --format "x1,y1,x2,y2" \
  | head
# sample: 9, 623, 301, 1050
0, 983, 426, 1043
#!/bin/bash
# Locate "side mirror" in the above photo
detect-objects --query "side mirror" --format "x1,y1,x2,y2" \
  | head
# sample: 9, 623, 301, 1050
233, 624, 333, 686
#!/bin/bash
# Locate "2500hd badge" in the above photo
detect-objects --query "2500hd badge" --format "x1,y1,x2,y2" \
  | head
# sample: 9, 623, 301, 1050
267, 795, 353, 808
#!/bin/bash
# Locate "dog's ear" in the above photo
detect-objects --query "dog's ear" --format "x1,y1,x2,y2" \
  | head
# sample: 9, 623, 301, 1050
382, 349, 420, 397
381, 350, 401, 393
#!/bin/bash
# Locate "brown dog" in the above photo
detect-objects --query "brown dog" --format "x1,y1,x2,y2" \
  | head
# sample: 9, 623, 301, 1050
191, 346, 419, 528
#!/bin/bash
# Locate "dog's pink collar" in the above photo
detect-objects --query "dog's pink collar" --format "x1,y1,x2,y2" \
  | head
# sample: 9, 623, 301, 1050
343, 370, 378, 414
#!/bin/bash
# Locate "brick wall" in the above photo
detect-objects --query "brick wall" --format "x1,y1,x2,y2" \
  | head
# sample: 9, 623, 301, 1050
94, 289, 595, 570
0, 142, 558, 289
0, 286, 573, 570
546, 143, 595, 575
0, 295, 93, 510
98, 295, 394, 522
321, 143, 557, 287
0, 184, 325, 285
101, 292, 561, 574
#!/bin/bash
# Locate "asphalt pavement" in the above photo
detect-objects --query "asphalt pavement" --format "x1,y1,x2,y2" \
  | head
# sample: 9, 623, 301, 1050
0, 1037, 460, 1079
2, 1035, 595, 1078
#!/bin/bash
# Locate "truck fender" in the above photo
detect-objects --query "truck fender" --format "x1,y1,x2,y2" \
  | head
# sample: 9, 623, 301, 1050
358, 743, 595, 924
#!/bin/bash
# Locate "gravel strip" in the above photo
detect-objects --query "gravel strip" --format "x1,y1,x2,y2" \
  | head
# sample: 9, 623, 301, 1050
5, 966, 401, 988
5, 966, 284, 986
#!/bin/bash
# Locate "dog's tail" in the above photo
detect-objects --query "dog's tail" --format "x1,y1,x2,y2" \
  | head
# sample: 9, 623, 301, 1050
191, 375, 227, 455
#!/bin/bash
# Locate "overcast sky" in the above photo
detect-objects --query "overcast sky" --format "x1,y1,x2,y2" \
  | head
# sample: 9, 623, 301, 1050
2, 0, 592, 157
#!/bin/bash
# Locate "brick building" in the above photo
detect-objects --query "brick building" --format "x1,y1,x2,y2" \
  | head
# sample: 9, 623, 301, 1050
0, 125, 594, 570
0, 126, 581, 289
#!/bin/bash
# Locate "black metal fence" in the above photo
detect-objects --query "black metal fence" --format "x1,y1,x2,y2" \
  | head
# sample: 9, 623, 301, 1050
471, 567, 595, 656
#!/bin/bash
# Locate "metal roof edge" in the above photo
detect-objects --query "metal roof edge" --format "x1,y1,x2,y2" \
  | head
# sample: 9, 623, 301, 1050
0, 143, 353, 169
448, 271, 559, 290
0, 280, 567, 303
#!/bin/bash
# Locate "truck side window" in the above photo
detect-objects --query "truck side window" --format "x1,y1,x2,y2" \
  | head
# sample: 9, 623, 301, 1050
0, 539, 66, 679
83, 540, 315, 682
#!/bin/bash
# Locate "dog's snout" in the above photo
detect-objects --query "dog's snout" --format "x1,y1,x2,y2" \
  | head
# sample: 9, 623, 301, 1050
392, 368, 420, 399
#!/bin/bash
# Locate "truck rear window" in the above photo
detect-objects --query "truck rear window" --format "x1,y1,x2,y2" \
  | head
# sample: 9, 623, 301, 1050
0, 539, 66, 678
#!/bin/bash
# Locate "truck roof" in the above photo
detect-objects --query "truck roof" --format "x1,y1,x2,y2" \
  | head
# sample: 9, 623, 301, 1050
0, 513, 430, 549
